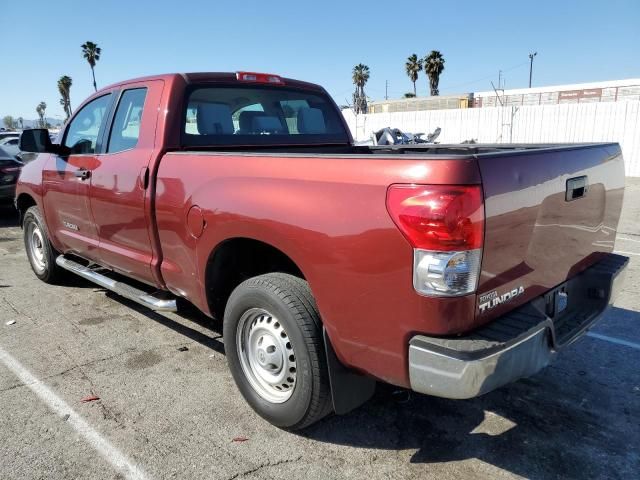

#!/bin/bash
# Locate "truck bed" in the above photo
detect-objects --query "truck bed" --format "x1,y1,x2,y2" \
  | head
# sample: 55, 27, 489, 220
175, 142, 612, 157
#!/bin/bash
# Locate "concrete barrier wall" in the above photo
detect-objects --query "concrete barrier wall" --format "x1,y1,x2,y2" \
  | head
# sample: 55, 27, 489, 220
342, 101, 640, 177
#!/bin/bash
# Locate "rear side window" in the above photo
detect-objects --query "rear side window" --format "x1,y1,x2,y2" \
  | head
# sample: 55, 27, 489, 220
64, 94, 112, 154
183, 85, 348, 146
107, 88, 147, 153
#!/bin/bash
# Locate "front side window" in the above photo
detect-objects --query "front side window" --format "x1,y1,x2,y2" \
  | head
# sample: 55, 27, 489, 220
107, 88, 147, 153
183, 85, 348, 146
64, 94, 111, 154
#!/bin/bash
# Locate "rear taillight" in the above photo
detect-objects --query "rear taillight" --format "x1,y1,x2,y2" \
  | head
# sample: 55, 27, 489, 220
386, 184, 484, 297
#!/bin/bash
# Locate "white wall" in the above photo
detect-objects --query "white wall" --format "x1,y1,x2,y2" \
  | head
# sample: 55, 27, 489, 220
342, 101, 640, 177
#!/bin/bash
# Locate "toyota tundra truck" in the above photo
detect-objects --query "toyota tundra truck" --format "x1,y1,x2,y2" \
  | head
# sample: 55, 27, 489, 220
16, 72, 628, 429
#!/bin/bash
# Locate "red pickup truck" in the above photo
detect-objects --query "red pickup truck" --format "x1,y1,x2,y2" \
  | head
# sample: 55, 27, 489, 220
16, 72, 628, 429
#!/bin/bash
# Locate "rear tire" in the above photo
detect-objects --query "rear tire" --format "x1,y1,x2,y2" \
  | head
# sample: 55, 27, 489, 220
223, 273, 332, 429
23, 206, 64, 283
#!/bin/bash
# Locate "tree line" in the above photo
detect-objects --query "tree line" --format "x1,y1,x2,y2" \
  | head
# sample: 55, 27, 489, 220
352, 50, 446, 113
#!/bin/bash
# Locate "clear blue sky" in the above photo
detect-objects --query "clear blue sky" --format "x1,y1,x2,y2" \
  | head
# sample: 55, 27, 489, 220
2, 0, 639, 120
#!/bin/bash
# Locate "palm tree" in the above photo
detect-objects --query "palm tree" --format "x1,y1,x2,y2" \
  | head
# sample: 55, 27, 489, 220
424, 50, 445, 96
405, 54, 422, 96
36, 102, 47, 128
352, 63, 370, 114
57, 76, 73, 121
81, 41, 101, 92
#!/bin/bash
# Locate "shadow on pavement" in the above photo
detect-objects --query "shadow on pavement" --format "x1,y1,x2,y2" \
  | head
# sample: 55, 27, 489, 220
104, 291, 225, 355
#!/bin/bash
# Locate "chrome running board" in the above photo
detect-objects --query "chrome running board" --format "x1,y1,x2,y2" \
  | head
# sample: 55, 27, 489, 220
55, 256, 177, 312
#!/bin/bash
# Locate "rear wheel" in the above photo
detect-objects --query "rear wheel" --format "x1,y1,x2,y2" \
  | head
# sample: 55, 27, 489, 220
223, 273, 332, 429
23, 206, 64, 283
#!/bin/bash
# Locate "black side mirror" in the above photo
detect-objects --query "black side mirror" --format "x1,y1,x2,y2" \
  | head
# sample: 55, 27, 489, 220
19, 129, 52, 153
19, 129, 69, 155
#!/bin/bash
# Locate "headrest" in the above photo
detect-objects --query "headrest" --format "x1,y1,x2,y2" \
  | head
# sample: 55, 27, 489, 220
297, 107, 326, 134
252, 115, 284, 133
196, 103, 233, 135
238, 111, 266, 131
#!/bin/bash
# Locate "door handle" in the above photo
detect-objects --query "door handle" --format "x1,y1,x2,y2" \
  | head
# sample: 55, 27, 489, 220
74, 169, 91, 180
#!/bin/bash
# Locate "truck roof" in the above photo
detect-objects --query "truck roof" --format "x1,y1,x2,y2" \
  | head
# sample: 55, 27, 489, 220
99, 72, 326, 94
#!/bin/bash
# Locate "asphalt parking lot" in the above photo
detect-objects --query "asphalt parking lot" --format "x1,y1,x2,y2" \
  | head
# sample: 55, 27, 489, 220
1, 180, 639, 480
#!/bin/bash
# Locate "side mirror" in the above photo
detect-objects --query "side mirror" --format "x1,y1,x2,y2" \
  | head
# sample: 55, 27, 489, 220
19, 129, 53, 153
19, 129, 69, 155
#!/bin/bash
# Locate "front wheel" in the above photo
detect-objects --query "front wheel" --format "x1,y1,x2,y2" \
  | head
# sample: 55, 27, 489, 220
23, 206, 64, 283
223, 273, 332, 429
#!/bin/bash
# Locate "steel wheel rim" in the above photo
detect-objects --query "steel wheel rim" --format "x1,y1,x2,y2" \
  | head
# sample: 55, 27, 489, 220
27, 222, 46, 273
236, 308, 297, 403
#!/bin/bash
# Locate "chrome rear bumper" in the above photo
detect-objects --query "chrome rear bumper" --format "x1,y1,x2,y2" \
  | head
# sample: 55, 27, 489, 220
409, 253, 628, 399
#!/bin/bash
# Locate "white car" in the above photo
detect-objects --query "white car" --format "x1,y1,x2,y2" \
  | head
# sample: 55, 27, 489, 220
0, 136, 20, 158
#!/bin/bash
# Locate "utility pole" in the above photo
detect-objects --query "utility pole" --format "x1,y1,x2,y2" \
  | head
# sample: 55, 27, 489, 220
385, 80, 389, 100
528, 52, 537, 88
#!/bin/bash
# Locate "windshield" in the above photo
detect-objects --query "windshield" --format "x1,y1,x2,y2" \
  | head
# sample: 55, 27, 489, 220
182, 85, 349, 147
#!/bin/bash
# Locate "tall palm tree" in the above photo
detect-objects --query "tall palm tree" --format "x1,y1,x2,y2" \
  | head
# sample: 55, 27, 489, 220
405, 54, 422, 96
36, 102, 47, 128
352, 64, 370, 114
58, 76, 73, 121
424, 50, 445, 96
81, 41, 101, 92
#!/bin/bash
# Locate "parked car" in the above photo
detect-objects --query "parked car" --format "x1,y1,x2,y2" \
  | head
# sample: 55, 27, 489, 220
0, 136, 21, 158
16, 72, 628, 429
0, 131, 20, 142
0, 146, 23, 203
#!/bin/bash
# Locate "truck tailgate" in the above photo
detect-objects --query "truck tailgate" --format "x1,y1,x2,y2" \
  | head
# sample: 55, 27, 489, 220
476, 144, 625, 324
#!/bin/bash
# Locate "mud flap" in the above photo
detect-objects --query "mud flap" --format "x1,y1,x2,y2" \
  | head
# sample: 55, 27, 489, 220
323, 328, 376, 415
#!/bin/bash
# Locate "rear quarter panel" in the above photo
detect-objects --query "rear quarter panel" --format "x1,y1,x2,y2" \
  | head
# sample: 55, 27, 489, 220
155, 152, 481, 386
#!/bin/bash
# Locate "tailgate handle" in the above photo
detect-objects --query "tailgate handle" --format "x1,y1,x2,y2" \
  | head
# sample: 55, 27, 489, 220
566, 175, 588, 201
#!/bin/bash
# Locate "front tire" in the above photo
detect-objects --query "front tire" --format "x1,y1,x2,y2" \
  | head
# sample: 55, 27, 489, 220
23, 206, 64, 283
223, 273, 332, 429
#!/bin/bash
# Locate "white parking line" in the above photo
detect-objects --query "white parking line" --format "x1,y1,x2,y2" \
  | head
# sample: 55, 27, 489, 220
617, 235, 640, 244
587, 332, 640, 351
614, 250, 640, 257
0, 346, 148, 480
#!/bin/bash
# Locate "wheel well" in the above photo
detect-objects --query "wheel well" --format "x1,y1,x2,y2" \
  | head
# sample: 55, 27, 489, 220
205, 238, 305, 319
16, 194, 36, 225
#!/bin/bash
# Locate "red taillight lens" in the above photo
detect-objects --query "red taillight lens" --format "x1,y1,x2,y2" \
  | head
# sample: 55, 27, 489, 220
386, 184, 484, 251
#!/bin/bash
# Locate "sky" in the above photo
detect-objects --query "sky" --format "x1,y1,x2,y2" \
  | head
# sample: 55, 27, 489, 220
1, 0, 639, 121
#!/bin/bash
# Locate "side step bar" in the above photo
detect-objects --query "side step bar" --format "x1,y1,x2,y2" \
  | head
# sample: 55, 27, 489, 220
55, 256, 177, 312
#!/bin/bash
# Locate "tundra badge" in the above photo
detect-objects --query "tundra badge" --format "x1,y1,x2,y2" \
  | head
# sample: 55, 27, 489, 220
63, 221, 79, 231
479, 286, 525, 314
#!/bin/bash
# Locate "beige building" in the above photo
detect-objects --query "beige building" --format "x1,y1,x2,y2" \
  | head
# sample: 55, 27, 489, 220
365, 79, 640, 114
367, 93, 474, 113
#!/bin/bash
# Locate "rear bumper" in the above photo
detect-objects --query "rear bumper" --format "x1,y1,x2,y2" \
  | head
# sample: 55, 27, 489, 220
408, 253, 628, 399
